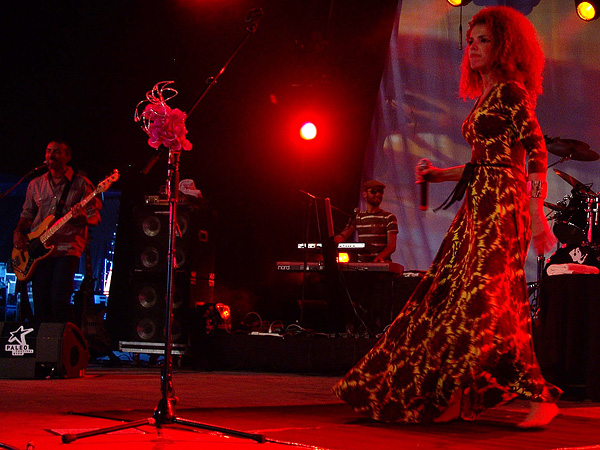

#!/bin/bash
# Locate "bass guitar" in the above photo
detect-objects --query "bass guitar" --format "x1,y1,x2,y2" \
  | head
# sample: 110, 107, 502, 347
11, 169, 119, 282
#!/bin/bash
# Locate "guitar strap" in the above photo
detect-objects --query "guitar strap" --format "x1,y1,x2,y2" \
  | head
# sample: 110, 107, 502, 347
56, 176, 75, 218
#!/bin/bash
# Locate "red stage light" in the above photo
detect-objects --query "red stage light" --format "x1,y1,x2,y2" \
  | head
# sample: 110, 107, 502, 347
215, 303, 231, 320
299, 122, 317, 140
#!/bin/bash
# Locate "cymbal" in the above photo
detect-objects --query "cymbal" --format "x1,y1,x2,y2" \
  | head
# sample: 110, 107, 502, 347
553, 169, 595, 194
544, 201, 565, 211
547, 138, 599, 161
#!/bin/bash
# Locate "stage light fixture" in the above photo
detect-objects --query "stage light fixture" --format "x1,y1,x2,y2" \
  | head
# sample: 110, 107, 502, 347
446, 0, 472, 6
337, 252, 350, 263
215, 303, 232, 333
300, 122, 317, 140
575, 0, 598, 20
215, 303, 231, 321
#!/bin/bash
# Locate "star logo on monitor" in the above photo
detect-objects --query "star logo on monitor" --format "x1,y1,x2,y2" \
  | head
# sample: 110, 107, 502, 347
8, 325, 34, 347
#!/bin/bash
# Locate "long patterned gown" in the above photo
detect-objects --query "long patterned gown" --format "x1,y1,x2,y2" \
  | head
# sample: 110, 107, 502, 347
333, 80, 562, 423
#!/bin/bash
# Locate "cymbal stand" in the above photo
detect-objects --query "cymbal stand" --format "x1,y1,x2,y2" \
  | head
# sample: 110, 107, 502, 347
529, 255, 545, 322
547, 155, 570, 169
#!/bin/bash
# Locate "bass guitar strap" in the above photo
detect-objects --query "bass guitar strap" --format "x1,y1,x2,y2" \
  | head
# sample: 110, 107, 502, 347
56, 176, 75, 218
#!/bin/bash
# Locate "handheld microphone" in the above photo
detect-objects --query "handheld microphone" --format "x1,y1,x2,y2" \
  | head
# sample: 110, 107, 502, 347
418, 160, 430, 211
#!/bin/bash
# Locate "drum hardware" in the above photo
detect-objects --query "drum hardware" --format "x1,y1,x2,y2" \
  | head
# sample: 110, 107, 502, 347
549, 169, 599, 245
543, 201, 565, 219
551, 192, 587, 244
543, 201, 565, 212
551, 192, 599, 245
529, 254, 546, 321
545, 136, 599, 163
585, 194, 600, 243
553, 168, 595, 194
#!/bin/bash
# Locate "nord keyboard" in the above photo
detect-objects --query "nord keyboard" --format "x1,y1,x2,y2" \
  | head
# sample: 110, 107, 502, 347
276, 261, 404, 274
297, 243, 366, 249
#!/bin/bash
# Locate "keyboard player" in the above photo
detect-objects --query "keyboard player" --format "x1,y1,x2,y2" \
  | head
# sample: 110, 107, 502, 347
334, 180, 398, 262
333, 180, 399, 335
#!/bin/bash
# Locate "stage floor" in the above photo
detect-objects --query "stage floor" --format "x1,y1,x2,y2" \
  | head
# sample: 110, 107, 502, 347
1, 360, 600, 450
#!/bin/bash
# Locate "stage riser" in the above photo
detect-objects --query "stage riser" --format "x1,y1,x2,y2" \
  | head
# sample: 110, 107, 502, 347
191, 334, 377, 374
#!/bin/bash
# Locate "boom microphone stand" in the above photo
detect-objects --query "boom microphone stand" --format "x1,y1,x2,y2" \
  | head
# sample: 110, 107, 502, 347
0, 161, 47, 202
61, 8, 266, 445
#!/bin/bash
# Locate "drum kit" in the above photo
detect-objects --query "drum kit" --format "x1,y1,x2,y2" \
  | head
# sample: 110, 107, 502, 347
529, 137, 599, 320
543, 137, 599, 249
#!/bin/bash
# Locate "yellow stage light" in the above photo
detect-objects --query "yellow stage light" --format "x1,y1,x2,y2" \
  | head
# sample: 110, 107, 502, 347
337, 252, 350, 263
575, 0, 598, 20
446, 0, 472, 6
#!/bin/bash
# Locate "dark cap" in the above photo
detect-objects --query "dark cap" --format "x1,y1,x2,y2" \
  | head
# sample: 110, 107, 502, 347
363, 179, 386, 191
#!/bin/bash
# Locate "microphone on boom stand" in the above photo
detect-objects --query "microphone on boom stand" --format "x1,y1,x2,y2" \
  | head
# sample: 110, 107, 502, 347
0, 161, 48, 201
33, 160, 49, 171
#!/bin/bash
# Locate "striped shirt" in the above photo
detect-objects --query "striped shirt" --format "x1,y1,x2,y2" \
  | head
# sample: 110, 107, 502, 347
353, 210, 398, 262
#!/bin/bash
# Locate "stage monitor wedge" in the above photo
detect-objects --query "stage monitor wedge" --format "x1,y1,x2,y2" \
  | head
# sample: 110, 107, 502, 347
0, 322, 89, 379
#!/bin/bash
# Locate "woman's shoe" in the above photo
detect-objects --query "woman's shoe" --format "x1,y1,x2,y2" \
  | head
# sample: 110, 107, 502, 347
433, 391, 462, 423
517, 402, 559, 429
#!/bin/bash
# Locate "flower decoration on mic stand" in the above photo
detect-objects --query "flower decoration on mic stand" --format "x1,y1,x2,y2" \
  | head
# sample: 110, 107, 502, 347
135, 81, 192, 152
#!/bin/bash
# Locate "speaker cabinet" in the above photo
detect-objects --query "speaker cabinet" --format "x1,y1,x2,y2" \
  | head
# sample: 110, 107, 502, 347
0, 322, 89, 379
126, 271, 190, 343
132, 205, 215, 276
107, 203, 216, 346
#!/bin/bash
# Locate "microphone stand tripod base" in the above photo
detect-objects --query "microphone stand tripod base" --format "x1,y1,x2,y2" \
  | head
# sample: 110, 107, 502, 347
60, 389, 266, 444
154, 397, 177, 424
61, 418, 156, 444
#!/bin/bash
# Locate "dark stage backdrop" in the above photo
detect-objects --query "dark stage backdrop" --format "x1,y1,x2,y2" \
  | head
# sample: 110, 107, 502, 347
0, 1, 398, 324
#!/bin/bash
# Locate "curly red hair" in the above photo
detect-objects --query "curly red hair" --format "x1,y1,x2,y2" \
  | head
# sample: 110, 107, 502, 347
459, 6, 545, 106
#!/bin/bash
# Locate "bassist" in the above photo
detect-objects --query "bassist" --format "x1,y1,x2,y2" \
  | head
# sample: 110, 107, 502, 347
12, 140, 102, 326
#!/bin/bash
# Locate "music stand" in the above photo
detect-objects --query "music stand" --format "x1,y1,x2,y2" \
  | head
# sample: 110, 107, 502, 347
61, 9, 266, 445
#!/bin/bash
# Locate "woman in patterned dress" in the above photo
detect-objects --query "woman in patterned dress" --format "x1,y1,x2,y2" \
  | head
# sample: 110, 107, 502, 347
333, 6, 561, 428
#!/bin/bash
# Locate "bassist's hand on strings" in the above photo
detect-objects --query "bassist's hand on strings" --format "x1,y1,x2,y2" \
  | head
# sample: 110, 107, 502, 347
72, 203, 86, 220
